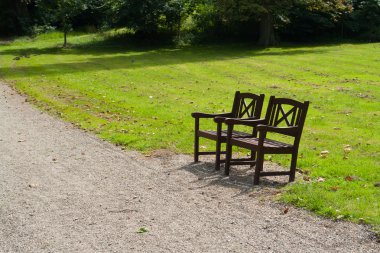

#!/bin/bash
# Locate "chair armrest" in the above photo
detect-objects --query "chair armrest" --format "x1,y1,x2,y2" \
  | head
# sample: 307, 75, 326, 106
214, 116, 228, 123
214, 116, 259, 123
256, 125, 298, 135
191, 112, 233, 119
224, 118, 267, 127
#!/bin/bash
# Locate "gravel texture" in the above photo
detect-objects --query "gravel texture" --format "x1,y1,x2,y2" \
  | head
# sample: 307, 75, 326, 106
0, 82, 379, 252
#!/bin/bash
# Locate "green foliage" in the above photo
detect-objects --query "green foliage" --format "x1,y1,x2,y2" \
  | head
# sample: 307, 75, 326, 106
215, 0, 291, 22
112, 0, 186, 36
1, 0, 379, 44
345, 0, 380, 41
281, 1, 352, 40
71, 0, 111, 30
36, 0, 86, 32
30, 25, 57, 35
0, 0, 33, 36
283, 0, 380, 42
215, 0, 295, 45
215, 0, 353, 45
35, 0, 108, 45
178, 1, 220, 43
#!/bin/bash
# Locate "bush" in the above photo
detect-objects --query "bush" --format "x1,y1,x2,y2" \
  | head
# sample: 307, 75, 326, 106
31, 25, 56, 36
178, 1, 260, 44
177, 2, 218, 43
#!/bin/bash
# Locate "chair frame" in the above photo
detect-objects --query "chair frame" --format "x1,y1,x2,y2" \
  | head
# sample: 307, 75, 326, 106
191, 91, 265, 170
224, 96, 309, 185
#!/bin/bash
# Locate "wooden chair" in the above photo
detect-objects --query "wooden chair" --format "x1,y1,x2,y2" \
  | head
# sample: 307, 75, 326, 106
191, 91, 265, 170
224, 96, 309, 185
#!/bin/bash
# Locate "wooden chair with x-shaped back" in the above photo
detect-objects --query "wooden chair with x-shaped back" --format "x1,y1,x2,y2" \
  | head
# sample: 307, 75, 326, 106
192, 91, 265, 170
224, 96, 309, 185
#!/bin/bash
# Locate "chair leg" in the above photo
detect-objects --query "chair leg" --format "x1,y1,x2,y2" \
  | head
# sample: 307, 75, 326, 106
215, 122, 222, 170
254, 151, 264, 185
215, 140, 221, 170
289, 151, 298, 182
194, 119, 199, 163
225, 142, 232, 176
194, 135, 199, 162
250, 150, 256, 168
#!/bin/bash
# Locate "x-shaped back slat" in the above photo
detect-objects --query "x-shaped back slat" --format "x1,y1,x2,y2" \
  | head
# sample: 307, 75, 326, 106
274, 105, 297, 126
238, 99, 255, 118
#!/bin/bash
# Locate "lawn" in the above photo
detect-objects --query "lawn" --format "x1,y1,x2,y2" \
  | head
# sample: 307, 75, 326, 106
0, 32, 379, 231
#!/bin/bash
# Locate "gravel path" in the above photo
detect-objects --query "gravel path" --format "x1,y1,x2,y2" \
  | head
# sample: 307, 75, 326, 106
0, 82, 378, 252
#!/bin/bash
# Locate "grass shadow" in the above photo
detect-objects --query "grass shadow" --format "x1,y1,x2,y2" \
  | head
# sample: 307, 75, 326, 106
0, 30, 363, 57
0, 32, 177, 56
0, 40, 333, 79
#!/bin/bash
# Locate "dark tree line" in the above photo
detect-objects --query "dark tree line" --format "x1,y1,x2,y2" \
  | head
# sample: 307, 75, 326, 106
1, 0, 379, 46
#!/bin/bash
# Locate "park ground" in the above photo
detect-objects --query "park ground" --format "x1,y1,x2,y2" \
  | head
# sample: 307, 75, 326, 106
1, 81, 379, 252
0, 31, 379, 233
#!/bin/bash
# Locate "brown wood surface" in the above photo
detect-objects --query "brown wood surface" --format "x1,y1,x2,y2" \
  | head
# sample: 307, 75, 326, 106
192, 91, 265, 170
225, 96, 309, 185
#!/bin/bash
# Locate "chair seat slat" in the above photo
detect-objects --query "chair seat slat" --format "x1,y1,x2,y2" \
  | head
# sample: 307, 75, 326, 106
199, 130, 252, 140
231, 137, 293, 150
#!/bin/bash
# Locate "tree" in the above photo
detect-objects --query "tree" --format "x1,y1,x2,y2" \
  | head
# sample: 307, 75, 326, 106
216, 0, 294, 46
281, 0, 353, 40
36, 0, 90, 46
216, 0, 352, 46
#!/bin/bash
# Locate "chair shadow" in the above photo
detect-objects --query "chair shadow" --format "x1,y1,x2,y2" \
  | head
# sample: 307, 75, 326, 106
177, 160, 288, 198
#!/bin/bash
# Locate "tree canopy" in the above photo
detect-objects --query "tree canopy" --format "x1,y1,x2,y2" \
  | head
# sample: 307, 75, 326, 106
1, 0, 379, 45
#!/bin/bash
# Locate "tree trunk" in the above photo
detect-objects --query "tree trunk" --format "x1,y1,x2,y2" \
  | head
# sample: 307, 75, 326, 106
63, 31, 67, 47
257, 13, 276, 47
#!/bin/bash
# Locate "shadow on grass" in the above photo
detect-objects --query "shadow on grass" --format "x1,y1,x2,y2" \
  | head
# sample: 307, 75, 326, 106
178, 161, 287, 197
0, 39, 333, 79
0, 31, 361, 57
0, 34, 165, 56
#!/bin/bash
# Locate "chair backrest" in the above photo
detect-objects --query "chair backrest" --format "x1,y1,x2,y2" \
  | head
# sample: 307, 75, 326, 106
265, 96, 309, 139
231, 91, 265, 119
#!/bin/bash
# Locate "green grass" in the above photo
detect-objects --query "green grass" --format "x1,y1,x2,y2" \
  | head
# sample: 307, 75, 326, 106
0, 32, 379, 232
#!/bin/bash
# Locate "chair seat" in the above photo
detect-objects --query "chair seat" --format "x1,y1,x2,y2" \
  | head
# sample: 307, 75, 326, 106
230, 137, 294, 154
198, 130, 252, 141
